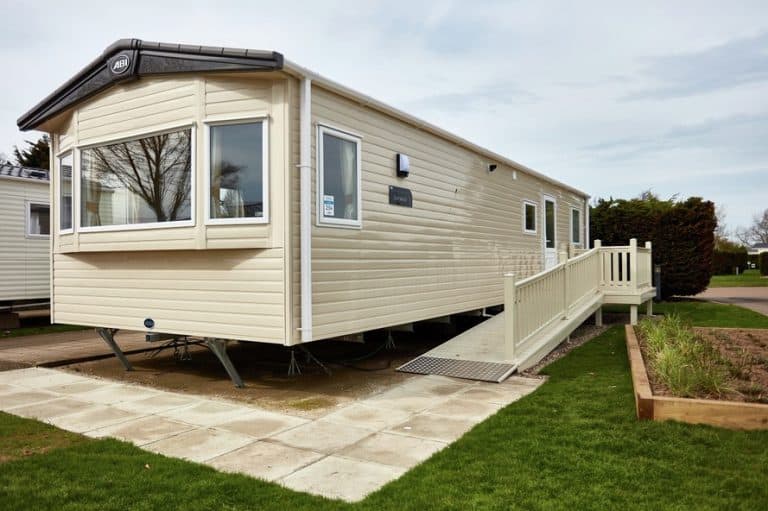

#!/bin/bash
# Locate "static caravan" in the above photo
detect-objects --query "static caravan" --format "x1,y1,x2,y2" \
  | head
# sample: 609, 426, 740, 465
0, 164, 51, 316
18, 39, 590, 383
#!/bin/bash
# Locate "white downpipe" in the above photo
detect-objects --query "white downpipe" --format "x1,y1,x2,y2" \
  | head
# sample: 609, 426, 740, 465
585, 197, 591, 248
299, 78, 313, 342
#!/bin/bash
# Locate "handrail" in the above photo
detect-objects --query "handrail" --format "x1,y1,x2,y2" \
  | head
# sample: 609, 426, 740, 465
505, 238, 652, 361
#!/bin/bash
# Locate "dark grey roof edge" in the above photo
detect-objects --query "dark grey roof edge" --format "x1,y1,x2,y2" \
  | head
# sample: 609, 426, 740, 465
0, 163, 50, 182
18, 39, 283, 131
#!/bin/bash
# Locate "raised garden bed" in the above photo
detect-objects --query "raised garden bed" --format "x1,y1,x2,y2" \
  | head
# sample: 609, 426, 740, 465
625, 324, 768, 430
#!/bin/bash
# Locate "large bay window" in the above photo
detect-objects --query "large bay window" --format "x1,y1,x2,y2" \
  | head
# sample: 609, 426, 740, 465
207, 120, 268, 223
59, 152, 73, 232
79, 128, 193, 229
318, 125, 361, 227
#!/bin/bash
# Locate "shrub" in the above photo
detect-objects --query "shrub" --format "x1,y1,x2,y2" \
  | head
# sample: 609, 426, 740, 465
637, 315, 727, 397
590, 195, 716, 298
761, 253, 768, 276
712, 250, 748, 275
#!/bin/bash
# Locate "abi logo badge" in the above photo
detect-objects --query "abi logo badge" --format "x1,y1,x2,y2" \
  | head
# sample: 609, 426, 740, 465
110, 54, 131, 75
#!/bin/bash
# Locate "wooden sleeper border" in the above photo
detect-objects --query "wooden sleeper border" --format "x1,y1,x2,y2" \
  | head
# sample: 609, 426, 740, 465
624, 325, 768, 430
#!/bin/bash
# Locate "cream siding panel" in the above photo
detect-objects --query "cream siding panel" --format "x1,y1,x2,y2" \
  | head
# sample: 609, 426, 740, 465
52, 249, 285, 342
0, 179, 50, 301
298, 86, 587, 341
204, 77, 272, 117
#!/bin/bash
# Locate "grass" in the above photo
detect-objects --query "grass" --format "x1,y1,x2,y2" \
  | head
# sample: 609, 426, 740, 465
710, 269, 768, 287
1, 301, 767, 510
606, 299, 768, 328
0, 413, 88, 464
1, 323, 89, 339
637, 315, 727, 397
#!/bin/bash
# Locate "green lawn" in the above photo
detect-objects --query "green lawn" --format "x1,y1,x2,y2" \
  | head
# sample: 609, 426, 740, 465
710, 269, 768, 287
1, 303, 767, 510
606, 299, 768, 328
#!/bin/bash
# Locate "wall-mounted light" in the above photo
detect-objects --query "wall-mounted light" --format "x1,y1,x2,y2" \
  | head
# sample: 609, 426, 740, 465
488, 163, 497, 173
396, 153, 410, 177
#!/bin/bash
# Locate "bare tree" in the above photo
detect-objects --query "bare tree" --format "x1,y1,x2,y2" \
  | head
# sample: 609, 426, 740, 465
88, 130, 191, 222
735, 208, 768, 246
714, 204, 729, 247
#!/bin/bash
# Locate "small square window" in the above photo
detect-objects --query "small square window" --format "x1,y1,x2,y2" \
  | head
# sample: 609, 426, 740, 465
523, 201, 537, 234
318, 125, 361, 228
27, 202, 50, 237
571, 208, 581, 245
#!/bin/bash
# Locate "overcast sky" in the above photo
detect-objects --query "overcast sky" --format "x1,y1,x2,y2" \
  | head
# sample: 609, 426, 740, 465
2, 1, 766, 233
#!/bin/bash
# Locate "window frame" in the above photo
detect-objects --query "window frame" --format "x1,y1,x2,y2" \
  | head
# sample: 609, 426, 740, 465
522, 200, 538, 235
203, 116, 270, 226
25, 200, 50, 239
77, 124, 197, 233
58, 150, 74, 234
570, 207, 582, 246
316, 123, 363, 229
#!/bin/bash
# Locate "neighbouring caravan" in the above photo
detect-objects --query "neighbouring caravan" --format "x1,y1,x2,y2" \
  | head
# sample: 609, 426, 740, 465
18, 40, 590, 380
0, 164, 51, 307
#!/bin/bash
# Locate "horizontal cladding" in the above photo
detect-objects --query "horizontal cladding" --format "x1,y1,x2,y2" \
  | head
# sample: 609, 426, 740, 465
204, 78, 272, 117
77, 78, 196, 144
52, 249, 286, 343
0, 181, 50, 301
293, 86, 585, 342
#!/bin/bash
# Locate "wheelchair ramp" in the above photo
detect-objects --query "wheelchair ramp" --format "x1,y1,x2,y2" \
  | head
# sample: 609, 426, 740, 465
397, 314, 517, 383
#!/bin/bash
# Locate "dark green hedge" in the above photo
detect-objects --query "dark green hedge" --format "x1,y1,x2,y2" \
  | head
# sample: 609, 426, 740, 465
761, 253, 768, 276
590, 196, 716, 298
712, 250, 748, 275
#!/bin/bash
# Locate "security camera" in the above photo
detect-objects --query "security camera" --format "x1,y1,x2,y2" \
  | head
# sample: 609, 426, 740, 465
488, 164, 497, 172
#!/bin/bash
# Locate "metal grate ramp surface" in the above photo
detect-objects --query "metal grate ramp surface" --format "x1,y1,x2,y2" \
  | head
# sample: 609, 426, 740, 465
397, 356, 517, 383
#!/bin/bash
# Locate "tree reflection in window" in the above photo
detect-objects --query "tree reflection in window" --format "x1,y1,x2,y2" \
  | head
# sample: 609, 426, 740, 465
81, 129, 192, 227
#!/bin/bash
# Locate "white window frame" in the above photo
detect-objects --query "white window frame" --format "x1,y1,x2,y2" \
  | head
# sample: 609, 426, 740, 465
77, 124, 197, 233
570, 207, 582, 246
522, 200, 538, 235
58, 150, 74, 234
25, 200, 50, 239
316, 124, 363, 229
203, 116, 270, 225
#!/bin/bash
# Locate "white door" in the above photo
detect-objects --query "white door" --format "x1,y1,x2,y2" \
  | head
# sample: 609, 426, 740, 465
543, 196, 557, 269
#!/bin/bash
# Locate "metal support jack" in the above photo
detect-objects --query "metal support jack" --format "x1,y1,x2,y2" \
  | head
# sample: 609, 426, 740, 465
204, 339, 244, 388
384, 330, 396, 351
287, 348, 301, 376
96, 328, 133, 371
299, 345, 332, 375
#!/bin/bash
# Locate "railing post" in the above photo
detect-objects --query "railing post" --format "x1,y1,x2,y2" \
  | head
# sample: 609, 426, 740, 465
630, 238, 638, 292
559, 247, 569, 319
594, 239, 603, 288
504, 273, 517, 361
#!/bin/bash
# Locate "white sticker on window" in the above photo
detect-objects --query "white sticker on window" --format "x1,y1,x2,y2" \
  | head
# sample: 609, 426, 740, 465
323, 195, 335, 217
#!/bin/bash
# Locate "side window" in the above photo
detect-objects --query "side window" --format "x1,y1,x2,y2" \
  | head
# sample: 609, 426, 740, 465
59, 152, 73, 231
523, 201, 537, 234
571, 208, 581, 245
318, 125, 361, 227
207, 120, 268, 223
27, 202, 50, 237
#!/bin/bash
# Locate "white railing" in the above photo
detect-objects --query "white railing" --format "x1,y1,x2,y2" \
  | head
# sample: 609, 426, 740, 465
505, 239, 652, 361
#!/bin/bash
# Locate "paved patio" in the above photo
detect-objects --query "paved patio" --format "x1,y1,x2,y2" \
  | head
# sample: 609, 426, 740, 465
0, 367, 543, 502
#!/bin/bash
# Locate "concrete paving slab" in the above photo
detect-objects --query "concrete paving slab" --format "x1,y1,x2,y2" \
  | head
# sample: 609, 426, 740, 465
71, 383, 160, 405
457, 385, 527, 405
423, 397, 501, 421
0, 367, 40, 384
89, 415, 195, 446
214, 410, 308, 439
272, 419, 375, 454
144, 427, 254, 463
158, 399, 254, 427
365, 387, 445, 414
40, 380, 110, 396
0, 389, 59, 409
112, 392, 201, 414
9, 369, 89, 388
208, 441, 324, 482
6, 397, 93, 421
0, 383, 22, 395
339, 431, 446, 469
387, 412, 476, 443
48, 405, 143, 433
322, 403, 412, 430
281, 455, 405, 502
395, 375, 474, 397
